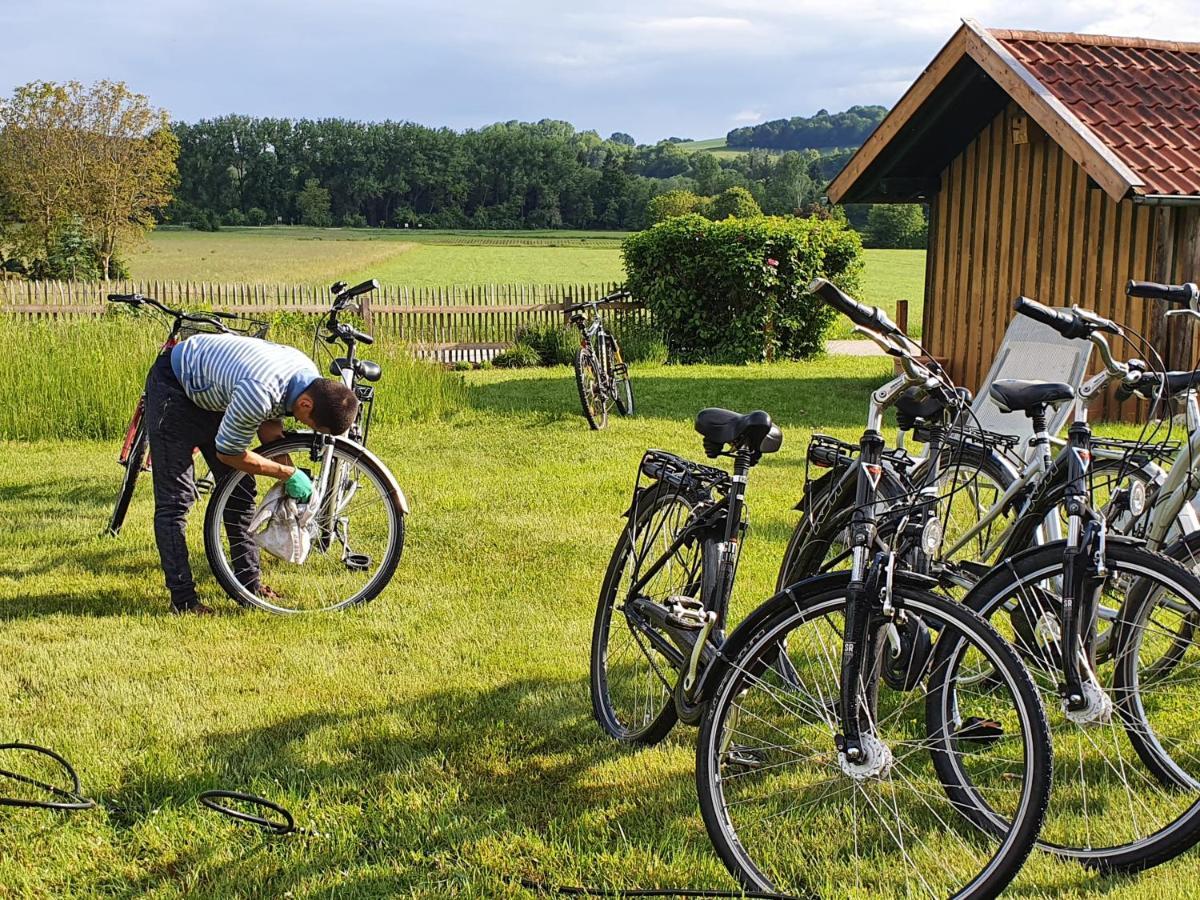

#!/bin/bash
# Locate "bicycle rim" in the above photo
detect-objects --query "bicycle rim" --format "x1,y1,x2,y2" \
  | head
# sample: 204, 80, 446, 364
967, 543, 1200, 868
204, 437, 403, 613
698, 586, 1048, 899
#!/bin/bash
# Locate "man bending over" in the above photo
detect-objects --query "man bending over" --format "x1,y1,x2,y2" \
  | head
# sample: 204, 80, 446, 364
144, 332, 358, 614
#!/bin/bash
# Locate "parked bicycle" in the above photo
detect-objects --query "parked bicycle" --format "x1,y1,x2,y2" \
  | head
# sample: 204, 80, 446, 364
105, 294, 268, 537
589, 401, 1052, 896
201, 279, 410, 613
778, 280, 1200, 872
567, 289, 635, 429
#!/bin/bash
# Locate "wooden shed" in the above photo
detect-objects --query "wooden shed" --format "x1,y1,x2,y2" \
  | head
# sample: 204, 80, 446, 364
828, 19, 1200, 418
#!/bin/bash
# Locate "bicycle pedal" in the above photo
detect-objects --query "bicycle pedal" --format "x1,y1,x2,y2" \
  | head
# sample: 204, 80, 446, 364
724, 744, 766, 770
665, 597, 710, 630
195, 476, 215, 494
344, 553, 371, 572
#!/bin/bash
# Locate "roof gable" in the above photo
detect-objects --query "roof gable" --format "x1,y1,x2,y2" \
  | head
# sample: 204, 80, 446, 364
828, 20, 1200, 205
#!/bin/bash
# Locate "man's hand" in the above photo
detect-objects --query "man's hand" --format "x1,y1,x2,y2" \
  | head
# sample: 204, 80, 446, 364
284, 469, 314, 502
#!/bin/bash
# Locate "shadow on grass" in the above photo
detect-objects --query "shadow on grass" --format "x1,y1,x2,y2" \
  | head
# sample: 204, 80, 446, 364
103, 676, 709, 895
468, 369, 887, 432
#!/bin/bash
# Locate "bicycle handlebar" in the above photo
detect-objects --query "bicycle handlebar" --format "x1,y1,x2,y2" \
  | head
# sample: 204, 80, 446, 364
807, 278, 903, 338
106, 293, 240, 330
1013, 296, 1120, 339
564, 289, 633, 313
1126, 280, 1199, 304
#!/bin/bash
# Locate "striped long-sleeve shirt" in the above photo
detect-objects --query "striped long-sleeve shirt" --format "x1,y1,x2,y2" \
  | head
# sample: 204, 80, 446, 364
171, 333, 321, 455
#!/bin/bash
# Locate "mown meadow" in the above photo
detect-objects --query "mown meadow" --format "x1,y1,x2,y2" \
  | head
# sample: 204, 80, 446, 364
0, 314, 1194, 897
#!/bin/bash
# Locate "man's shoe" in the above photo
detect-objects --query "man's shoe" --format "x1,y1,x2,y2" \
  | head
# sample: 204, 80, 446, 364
171, 601, 215, 616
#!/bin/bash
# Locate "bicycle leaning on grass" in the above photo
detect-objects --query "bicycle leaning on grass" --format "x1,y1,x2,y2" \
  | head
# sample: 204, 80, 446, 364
589, 399, 1052, 897
567, 289, 635, 429
200, 279, 410, 614
104, 293, 269, 537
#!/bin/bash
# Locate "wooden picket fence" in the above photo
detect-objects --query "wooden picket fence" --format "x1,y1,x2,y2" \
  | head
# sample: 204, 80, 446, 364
0, 280, 648, 364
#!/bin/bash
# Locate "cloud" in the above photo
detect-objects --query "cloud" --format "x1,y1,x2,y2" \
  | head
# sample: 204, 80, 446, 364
2, 0, 1197, 142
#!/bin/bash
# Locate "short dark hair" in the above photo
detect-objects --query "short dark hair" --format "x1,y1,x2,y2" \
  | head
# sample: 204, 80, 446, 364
304, 378, 359, 434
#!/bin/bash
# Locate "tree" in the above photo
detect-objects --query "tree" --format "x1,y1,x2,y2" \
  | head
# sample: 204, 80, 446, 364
646, 189, 702, 224
866, 203, 927, 249
711, 186, 762, 220
0, 80, 177, 279
296, 178, 332, 227
609, 132, 636, 146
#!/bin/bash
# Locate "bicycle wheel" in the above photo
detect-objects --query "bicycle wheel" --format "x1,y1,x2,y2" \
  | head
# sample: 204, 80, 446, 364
697, 580, 1050, 898
962, 541, 1200, 871
605, 336, 634, 416
203, 435, 405, 613
107, 421, 148, 537
574, 346, 606, 430
590, 484, 706, 743
775, 466, 907, 589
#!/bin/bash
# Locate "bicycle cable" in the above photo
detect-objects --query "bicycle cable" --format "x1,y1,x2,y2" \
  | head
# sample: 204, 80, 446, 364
511, 874, 808, 899
0, 743, 96, 811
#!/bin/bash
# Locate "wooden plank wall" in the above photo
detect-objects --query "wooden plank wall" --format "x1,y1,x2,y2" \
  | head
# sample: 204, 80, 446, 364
0, 280, 649, 365
923, 101, 1200, 420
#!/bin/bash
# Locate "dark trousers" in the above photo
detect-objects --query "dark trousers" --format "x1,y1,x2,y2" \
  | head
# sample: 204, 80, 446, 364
144, 353, 260, 607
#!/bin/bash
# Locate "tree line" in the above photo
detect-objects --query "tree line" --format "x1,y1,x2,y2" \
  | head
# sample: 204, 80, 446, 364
726, 106, 888, 151
169, 116, 831, 231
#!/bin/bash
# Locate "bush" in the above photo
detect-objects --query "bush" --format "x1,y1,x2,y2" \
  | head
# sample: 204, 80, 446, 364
646, 190, 702, 225
611, 317, 668, 364
223, 208, 246, 226
866, 203, 927, 249
492, 342, 542, 369
622, 214, 863, 363
452, 360, 472, 371
711, 186, 762, 220
514, 322, 578, 366
246, 207, 269, 226
341, 212, 368, 229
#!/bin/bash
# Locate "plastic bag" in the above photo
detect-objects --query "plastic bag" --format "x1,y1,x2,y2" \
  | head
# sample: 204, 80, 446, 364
247, 482, 320, 565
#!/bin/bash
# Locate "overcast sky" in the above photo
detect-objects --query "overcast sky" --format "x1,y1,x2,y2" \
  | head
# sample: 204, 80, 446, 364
2, 1, 1197, 142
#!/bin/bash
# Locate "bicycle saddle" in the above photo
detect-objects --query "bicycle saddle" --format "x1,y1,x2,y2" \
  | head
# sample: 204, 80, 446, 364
694, 408, 783, 458
988, 379, 1074, 414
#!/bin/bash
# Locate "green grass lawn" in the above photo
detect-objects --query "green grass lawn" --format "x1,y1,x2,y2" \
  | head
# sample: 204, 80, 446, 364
1, 357, 1195, 897
127, 228, 629, 287
125, 229, 928, 344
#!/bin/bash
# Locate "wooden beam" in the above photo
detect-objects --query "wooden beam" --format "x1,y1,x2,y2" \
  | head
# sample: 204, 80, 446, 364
962, 20, 1142, 204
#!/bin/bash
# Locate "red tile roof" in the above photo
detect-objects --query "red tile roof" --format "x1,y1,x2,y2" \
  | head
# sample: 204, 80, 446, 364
993, 30, 1200, 196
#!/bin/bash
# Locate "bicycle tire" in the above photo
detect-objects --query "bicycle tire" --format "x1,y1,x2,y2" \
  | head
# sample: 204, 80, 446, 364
962, 540, 1200, 872
590, 483, 707, 744
697, 580, 1050, 898
606, 336, 634, 416
203, 434, 405, 613
575, 347, 606, 430
107, 422, 148, 537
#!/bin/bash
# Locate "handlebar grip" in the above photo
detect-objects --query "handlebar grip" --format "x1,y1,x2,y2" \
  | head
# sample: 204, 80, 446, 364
106, 293, 141, 304
807, 278, 901, 335
343, 279, 379, 301
1126, 280, 1195, 303
1116, 372, 1161, 402
350, 328, 374, 345
1012, 296, 1119, 339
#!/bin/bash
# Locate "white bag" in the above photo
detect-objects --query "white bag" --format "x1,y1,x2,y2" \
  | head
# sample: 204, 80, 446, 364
247, 482, 320, 565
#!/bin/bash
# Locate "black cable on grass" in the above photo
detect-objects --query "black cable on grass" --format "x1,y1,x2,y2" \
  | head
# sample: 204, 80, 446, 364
198, 790, 317, 837
514, 876, 809, 899
0, 743, 96, 811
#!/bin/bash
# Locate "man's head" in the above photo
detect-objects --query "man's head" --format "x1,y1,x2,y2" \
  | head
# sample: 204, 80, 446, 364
293, 379, 359, 434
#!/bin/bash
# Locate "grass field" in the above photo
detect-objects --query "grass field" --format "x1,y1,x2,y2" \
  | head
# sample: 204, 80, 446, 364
126, 229, 928, 344
2, 351, 1197, 896
673, 137, 749, 160
127, 228, 629, 287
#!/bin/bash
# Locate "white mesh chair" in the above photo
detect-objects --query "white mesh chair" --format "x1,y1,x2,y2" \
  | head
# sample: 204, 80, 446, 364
966, 310, 1093, 439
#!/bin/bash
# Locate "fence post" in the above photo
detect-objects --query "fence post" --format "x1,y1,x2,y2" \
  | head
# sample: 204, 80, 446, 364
896, 299, 909, 335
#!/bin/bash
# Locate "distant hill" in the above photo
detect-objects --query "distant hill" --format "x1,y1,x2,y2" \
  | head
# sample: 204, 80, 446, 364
725, 105, 888, 152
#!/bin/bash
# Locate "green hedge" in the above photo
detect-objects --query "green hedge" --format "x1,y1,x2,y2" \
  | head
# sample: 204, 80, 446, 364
622, 214, 863, 363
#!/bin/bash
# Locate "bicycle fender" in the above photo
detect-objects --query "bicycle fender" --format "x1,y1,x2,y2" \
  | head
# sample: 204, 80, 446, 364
692, 570, 938, 705
257, 433, 410, 516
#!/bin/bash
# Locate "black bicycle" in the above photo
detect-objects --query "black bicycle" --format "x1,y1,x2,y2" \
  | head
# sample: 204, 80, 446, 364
590, 403, 1051, 896
567, 289, 634, 429
105, 293, 268, 537
779, 281, 1200, 873
200, 279, 410, 613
